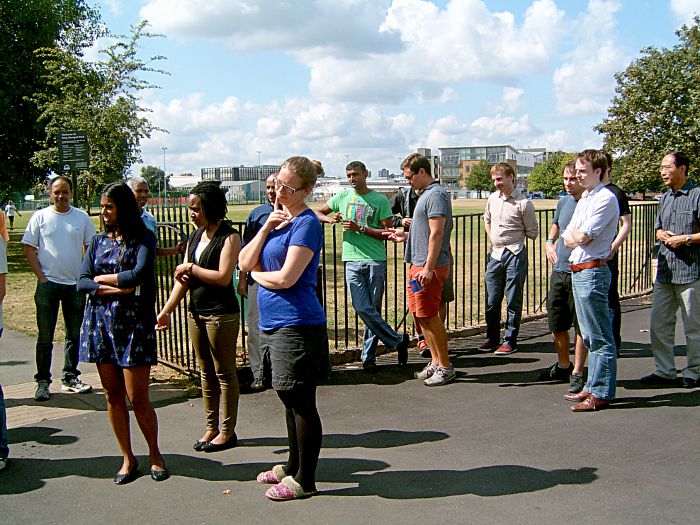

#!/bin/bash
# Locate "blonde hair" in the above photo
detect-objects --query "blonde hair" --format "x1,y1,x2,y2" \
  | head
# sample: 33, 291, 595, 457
281, 156, 319, 189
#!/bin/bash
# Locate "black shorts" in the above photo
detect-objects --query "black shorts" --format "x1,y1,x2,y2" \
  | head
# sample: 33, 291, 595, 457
260, 325, 330, 391
547, 271, 579, 334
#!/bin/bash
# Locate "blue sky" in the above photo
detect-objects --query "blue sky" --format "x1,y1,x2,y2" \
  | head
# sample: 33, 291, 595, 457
92, 0, 700, 178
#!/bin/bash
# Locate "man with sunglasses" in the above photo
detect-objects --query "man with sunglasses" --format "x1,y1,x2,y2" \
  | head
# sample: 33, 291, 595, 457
385, 153, 454, 386
317, 161, 409, 370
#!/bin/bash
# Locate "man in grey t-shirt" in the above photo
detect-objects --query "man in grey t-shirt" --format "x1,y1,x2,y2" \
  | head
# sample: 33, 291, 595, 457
386, 153, 455, 387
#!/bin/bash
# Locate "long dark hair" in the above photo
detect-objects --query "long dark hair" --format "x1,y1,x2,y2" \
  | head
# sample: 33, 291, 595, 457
102, 182, 145, 243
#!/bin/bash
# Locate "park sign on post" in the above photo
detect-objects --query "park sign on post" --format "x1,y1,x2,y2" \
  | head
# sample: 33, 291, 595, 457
57, 131, 89, 172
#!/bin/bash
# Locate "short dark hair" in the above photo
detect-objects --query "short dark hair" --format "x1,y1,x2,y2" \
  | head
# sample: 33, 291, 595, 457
400, 153, 431, 176
576, 149, 608, 174
600, 150, 613, 171
666, 151, 690, 173
562, 162, 575, 175
49, 175, 73, 191
345, 161, 367, 174
190, 181, 228, 223
101, 182, 145, 242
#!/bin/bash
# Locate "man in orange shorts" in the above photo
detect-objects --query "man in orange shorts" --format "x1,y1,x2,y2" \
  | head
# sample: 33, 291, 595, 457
386, 153, 455, 386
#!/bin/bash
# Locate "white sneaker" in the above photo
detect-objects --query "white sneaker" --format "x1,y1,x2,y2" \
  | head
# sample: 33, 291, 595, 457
0, 458, 7, 472
424, 365, 456, 387
34, 381, 50, 401
61, 378, 92, 394
414, 362, 438, 380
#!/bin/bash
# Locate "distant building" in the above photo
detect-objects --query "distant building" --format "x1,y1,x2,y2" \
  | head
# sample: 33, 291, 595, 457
378, 168, 389, 179
201, 164, 280, 201
437, 144, 548, 193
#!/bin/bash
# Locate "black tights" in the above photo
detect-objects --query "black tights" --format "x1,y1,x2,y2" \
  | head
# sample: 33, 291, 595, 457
276, 385, 322, 492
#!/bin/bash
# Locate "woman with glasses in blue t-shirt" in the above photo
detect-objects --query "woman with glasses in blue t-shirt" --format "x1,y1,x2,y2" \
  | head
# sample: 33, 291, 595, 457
239, 156, 328, 501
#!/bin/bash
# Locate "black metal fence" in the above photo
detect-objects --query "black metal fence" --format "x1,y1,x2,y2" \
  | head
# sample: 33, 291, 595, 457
150, 201, 659, 373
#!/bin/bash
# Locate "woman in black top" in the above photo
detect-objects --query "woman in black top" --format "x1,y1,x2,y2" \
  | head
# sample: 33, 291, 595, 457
157, 182, 242, 452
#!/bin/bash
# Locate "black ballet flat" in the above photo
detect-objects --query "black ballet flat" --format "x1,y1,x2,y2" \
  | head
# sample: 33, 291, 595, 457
193, 440, 210, 451
114, 462, 138, 485
150, 464, 170, 482
201, 433, 238, 453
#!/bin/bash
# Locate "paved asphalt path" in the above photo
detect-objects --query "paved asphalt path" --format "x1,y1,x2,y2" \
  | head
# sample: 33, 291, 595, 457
1, 297, 698, 524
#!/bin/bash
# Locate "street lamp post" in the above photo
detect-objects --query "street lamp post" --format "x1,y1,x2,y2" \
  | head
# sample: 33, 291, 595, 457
256, 150, 262, 203
162, 146, 168, 202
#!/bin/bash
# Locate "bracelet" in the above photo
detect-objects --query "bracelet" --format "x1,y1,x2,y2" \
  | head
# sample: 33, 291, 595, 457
545, 239, 555, 244
189, 262, 195, 274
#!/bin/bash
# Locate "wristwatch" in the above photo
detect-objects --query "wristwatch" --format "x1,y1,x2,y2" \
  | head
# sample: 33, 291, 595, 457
686, 235, 693, 246
359, 225, 367, 235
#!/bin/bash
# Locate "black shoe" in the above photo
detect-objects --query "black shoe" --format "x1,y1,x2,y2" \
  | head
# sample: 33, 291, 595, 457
537, 362, 573, 382
681, 376, 699, 388
114, 462, 138, 485
568, 373, 585, 394
201, 433, 238, 452
640, 373, 679, 386
396, 334, 409, 367
193, 440, 210, 451
362, 360, 377, 371
150, 464, 170, 482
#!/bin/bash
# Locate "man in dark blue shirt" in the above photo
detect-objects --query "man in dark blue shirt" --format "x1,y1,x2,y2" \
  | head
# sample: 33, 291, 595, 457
641, 152, 700, 388
238, 174, 276, 391
539, 163, 586, 392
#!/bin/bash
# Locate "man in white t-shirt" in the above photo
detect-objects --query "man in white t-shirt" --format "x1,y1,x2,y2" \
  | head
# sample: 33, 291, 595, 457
127, 176, 185, 256
22, 176, 96, 401
4, 201, 21, 230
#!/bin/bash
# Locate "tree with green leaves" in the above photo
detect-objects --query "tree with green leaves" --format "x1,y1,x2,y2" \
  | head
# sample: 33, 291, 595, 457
31, 20, 167, 210
596, 16, 700, 192
0, 0, 98, 200
466, 160, 493, 198
140, 165, 165, 194
527, 151, 575, 196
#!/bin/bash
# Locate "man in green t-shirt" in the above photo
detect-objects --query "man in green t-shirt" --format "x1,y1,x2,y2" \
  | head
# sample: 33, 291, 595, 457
317, 161, 409, 369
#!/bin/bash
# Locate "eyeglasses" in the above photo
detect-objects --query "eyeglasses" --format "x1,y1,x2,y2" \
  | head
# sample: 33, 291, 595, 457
274, 180, 300, 194
405, 172, 418, 182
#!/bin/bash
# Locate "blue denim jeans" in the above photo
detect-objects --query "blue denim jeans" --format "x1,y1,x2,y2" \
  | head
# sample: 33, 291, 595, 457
1, 328, 8, 459
484, 248, 528, 347
34, 281, 85, 384
0, 383, 7, 460
346, 261, 402, 363
572, 266, 617, 400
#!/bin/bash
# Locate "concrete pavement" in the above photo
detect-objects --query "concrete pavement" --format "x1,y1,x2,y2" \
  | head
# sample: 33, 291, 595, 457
1, 296, 699, 525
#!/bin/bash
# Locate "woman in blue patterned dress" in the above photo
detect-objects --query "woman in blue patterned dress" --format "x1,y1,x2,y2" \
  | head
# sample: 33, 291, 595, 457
78, 182, 168, 484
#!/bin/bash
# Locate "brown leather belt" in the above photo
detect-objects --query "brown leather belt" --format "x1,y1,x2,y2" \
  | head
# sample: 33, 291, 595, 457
570, 260, 608, 272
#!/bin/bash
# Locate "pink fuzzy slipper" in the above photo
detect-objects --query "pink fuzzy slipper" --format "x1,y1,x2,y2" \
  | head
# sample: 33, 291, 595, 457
265, 476, 317, 501
256, 464, 286, 484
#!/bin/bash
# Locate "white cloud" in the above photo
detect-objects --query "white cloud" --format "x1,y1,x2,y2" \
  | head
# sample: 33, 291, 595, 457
134, 93, 428, 177
487, 87, 525, 113
139, 0, 567, 104
470, 114, 538, 143
552, 0, 627, 116
670, 0, 700, 22
139, 0, 402, 57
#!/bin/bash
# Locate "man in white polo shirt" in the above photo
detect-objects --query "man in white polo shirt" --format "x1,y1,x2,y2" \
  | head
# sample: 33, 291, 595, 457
22, 176, 96, 401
